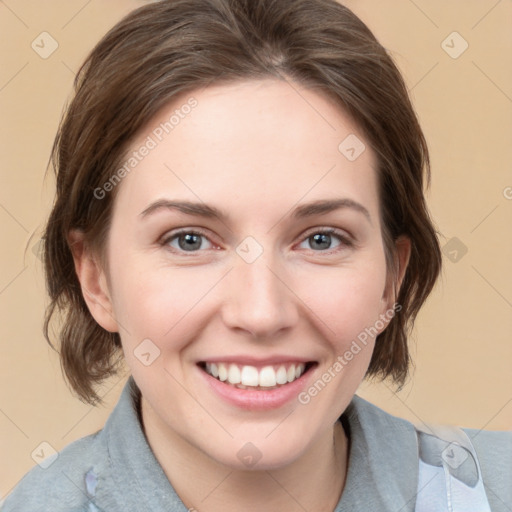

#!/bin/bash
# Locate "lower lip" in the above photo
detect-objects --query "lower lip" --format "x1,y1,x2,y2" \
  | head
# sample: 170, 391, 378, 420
199, 366, 314, 411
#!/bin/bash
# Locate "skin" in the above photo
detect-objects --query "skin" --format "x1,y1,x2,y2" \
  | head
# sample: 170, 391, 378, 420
70, 78, 410, 511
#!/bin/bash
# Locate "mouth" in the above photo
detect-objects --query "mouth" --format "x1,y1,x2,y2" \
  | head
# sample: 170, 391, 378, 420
198, 361, 316, 391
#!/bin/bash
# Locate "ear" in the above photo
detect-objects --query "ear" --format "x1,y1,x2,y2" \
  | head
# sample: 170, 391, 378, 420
68, 229, 119, 333
382, 235, 411, 310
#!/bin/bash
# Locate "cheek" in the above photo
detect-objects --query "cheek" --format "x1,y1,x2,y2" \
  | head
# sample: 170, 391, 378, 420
296, 260, 388, 346
108, 258, 216, 346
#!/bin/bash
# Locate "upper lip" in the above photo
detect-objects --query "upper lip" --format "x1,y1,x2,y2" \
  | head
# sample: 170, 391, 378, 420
198, 356, 316, 366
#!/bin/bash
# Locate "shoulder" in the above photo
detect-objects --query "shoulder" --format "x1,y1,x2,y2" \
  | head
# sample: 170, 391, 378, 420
462, 427, 512, 506
346, 394, 414, 433
2, 378, 141, 512
462, 426, 512, 453
463, 426, 512, 457
347, 395, 512, 510
1, 428, 108, 512
349, 393, 512, 460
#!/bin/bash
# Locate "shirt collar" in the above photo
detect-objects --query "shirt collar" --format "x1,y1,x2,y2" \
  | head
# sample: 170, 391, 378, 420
103, 376, 189, 511
335, 394, 419, 511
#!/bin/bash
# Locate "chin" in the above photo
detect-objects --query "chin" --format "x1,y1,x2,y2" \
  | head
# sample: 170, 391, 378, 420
199, 428, 315, 472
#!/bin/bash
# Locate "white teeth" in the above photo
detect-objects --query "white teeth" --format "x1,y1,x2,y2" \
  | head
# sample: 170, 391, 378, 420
241, 366, 259, 386
204, 362, 308, 388
259, 366, 277, 387
228, 364, 241, 384
218, 363, 228, 381
276, 365, 288, 385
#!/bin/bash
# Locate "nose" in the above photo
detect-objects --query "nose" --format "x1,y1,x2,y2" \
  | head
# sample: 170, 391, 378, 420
221, 251, 300, 339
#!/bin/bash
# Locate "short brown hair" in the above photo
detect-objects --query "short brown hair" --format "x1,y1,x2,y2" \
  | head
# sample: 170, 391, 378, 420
43, 0, 441, 404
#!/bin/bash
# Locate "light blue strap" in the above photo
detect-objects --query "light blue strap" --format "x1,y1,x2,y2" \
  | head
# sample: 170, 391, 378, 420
414, 422, 492, 512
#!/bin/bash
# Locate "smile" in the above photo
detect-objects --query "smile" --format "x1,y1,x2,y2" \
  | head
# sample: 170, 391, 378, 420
199, 362, 315, 390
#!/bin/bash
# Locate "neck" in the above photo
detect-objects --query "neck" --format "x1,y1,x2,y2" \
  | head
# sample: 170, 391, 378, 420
141, 397, 349, 512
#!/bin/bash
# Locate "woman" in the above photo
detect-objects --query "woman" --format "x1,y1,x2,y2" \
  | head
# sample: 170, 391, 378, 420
2, 0, 510, 510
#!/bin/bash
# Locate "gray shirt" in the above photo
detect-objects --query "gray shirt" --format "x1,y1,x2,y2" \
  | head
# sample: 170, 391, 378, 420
2, 377, 511, 511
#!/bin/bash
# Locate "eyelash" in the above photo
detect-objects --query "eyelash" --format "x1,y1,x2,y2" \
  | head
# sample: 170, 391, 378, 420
160, 227, 354, 256
298, 227, 354, 255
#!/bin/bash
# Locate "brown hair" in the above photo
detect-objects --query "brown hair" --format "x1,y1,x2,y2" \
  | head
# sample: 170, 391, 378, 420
43, 0, 442, 404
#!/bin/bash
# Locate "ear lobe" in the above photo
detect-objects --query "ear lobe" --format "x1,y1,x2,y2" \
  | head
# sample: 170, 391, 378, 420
68, 229, 119, 333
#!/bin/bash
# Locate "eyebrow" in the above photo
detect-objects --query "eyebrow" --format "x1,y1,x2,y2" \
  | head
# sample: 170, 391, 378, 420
293, 198, 371, 224
139, 198, 372, 224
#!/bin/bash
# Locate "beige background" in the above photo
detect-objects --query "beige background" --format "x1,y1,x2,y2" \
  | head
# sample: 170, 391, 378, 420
1, 0, 511, 500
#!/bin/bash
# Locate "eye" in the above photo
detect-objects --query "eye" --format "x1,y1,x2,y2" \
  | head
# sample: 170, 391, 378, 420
297, 228, 353, 254
162, 229, 216, 253
160, 227, 353, 255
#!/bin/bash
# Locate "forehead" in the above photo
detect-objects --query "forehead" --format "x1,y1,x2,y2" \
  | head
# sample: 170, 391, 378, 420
113, 79, 379, 224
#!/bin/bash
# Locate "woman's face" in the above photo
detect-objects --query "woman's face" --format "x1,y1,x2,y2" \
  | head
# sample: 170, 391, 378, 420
96, 79, 402, 469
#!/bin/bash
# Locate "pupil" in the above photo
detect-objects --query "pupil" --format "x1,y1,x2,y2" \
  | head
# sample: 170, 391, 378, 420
311, 233, 330, 250
179, 233, 201, 251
